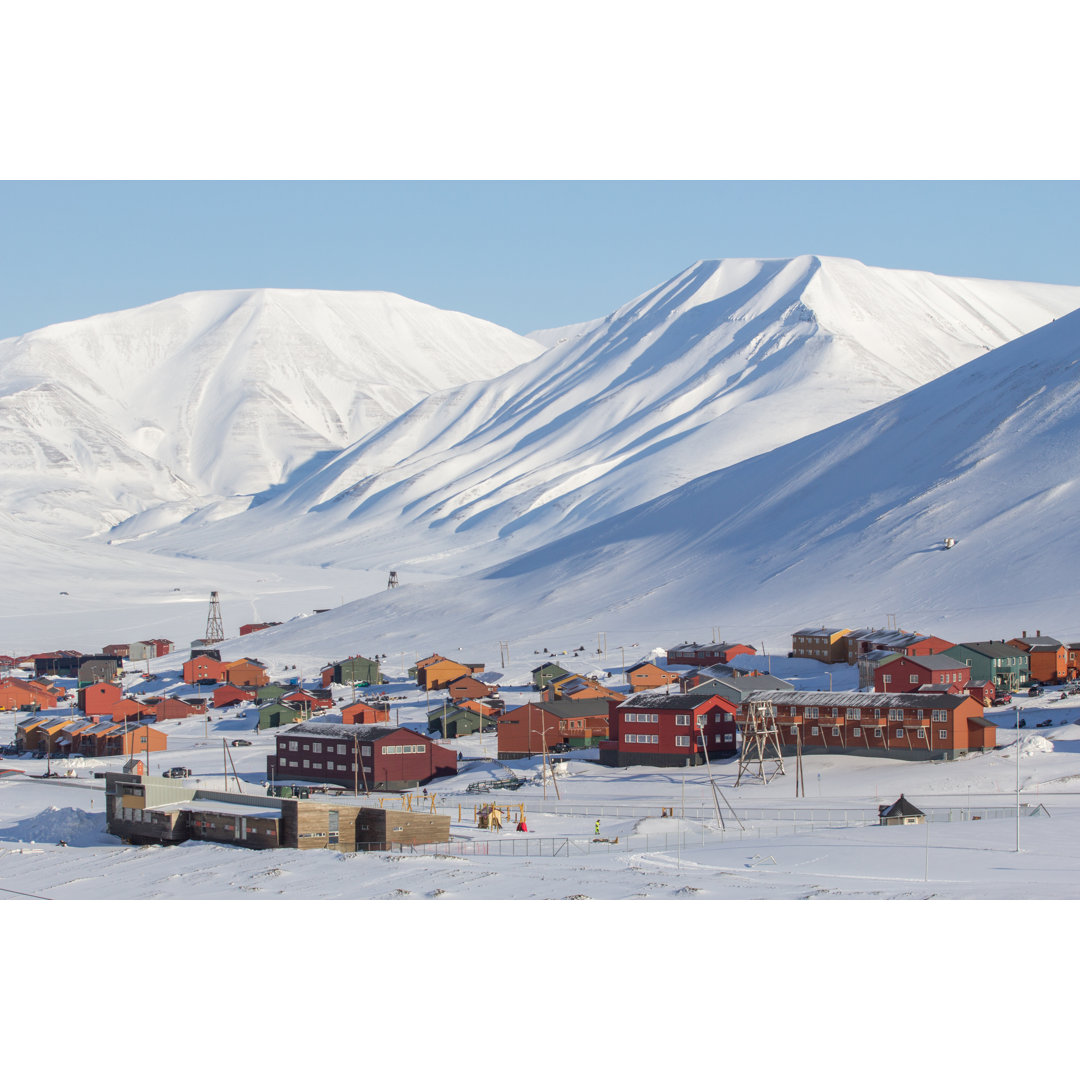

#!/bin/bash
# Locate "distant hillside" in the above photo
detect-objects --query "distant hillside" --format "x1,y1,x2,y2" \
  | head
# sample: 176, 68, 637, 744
0, 288, 543, 536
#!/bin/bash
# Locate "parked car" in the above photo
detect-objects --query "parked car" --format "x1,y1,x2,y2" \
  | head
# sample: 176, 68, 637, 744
163, 766, 191, 778
997, 692, 1013, 705
231, 739, 252, 747
1027, 686, 1043, 697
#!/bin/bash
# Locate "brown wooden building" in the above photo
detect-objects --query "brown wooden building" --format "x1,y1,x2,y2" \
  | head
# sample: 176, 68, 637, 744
104, 772, 450, 850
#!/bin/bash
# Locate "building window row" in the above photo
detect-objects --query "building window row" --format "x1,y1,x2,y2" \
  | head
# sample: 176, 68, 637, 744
625, 712, 659, 723
624, 733, 659, 744
382, 744, 425, 755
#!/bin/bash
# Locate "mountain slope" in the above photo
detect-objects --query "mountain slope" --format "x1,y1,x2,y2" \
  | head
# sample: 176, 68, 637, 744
145, 256, 1080, 574
0, 288, 543, 535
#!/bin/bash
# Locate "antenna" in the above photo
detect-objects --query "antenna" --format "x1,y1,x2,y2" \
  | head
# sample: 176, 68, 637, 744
204, 591, 224, 644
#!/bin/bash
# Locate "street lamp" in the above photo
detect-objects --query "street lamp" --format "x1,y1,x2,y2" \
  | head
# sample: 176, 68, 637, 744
1014, 704, 1022, 853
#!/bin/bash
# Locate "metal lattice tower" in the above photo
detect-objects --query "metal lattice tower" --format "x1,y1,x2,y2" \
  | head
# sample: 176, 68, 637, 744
387, 571, 399, 589
735, 700, 786, 786
204, 590, 224, 643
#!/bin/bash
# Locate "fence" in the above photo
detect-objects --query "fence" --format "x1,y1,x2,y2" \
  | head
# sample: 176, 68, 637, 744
381, 804, 1049, 858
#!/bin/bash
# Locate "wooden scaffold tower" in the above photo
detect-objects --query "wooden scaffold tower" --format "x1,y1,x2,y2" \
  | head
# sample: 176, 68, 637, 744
735, 699, 786, 786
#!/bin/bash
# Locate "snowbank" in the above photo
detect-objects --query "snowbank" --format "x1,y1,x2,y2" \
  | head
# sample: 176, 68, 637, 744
0, 806, 117, 847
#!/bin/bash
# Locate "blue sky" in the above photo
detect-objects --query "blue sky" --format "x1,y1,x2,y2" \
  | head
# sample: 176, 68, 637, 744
2, 181, 1078, 339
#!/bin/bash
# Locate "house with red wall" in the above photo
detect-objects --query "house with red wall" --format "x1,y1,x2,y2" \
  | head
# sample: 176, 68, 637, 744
873, 655, 971, 695
598, 693, 738, 768
77, 682, 123, 715
0, 677, 62, 711
267, 722, 456, 791
340, 700, 392, 725
737, 690, 994, 760
666, 642, 757, 667
183, 655, 228, 684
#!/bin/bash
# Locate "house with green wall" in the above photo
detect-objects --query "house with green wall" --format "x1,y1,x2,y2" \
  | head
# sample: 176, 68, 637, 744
943, 641, 1029, 690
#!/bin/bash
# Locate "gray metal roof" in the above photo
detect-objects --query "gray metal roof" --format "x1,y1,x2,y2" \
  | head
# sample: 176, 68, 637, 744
793, 627, 849, 638
884, 653, 967, 671
1012, 636, 1064, 650
742, 690, 971, 709
284, 722, 414, 742
620, 692, 728, 711
687, 674, 795, 702
953, 641, 1027, 660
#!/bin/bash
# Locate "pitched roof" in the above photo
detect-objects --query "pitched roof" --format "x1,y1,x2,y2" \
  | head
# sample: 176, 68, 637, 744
955, 641, 1027, 660
880, 794, 924, 818
883, 653, 966, 671
285, 722, 427, 743
742, 690, 973, 709
619, 692, 726, 711
1012, 636, 1065, 650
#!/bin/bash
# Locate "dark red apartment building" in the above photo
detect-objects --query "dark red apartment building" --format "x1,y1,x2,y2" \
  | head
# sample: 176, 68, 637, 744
598, 692, 737, 768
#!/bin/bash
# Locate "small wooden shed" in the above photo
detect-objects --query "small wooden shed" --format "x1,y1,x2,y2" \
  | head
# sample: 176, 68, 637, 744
878, 794, 926, 826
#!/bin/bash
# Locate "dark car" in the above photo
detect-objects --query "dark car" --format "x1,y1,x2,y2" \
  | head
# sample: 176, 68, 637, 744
1027, 686, 1043, 697
163, 766, 191, 778
231, 739, 252, 747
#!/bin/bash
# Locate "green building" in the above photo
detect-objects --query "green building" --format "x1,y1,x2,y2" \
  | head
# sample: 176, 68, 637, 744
943, 641, 1029, 690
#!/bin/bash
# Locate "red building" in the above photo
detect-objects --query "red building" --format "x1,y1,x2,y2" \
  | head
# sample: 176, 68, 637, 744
77, 682, 123, 715
844, 629, 954, 665
666, 642, 757, 667
626, 661, 679, 691
214, 684, 257, 709
598, 693, 737, 768
267, 722, 457, 791
873, 654, 970, 695
239, 622, 281, 636
183, 656, 228, 684
737, 690, 994, 760
341, 700, 392, 725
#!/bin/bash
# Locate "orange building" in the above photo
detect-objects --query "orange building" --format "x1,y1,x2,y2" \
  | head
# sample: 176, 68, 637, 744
77, 682, 123, 714
1007, 634, 1067, 684
341, 701, 392, 725
0, 677, 62, 711
626, 661, 679, 691
224, 659, 270, 687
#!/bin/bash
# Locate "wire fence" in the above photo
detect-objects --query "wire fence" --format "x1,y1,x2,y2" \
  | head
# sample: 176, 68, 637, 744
382, 804, 1048, 858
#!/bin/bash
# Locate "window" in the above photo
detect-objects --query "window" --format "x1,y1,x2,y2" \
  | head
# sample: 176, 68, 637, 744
883, 674, 891, 685
811, 726, 819, 735
724, 733, 733, 742
932, 710, 947, 723
279, 757, 286, 766
939, 729, 948, 740
917, 710, 924, 720
873, 728, 882, 738
832, 727, 840, 737
337, 764, 347, 771
853, 727, 861, 737
313, 742, 322, 752
362, 746, 371, 756
715, 733, 725, 744
288, 741, 298, 751
831, 708, 839, 718
675, 714, 691, 726
337, 745, 345, 755
873, 708, 882, 719
806, 706, 819, 719
916, 728, 926, 739
895, 729, 903, 739
790, 725, 798, 735
289, 760, 297, 767
302, 744, 309, 751
675, 736, 690, 747
303, 759, 309, 768
909, 674, 918, 684
889, 709, 904, 721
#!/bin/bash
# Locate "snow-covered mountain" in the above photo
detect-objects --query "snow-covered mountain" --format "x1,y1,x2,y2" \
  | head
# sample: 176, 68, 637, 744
209, 300, 1080, 666
0, 288, 543, 536
146, 256, 1080, 575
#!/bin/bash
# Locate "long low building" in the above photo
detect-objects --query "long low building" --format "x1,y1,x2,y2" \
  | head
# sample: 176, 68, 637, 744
736, 690, 996, 760
104, 772, 449, 850
268, 722, 457, 791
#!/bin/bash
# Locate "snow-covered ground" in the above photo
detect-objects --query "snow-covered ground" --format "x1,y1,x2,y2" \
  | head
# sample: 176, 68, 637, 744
3, 652, 1079, 901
